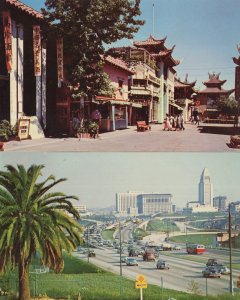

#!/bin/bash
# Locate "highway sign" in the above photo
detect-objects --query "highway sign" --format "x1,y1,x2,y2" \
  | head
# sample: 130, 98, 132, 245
135, 282, 147, 289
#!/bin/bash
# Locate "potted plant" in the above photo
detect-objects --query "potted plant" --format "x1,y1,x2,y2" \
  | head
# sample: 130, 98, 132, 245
77, 121, 90, 139
0, 120, 17, 149
88, 121, 99, 138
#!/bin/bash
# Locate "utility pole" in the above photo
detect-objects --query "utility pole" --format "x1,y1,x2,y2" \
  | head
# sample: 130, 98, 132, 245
87, 225, 89, 263
119, 221, 122, 276
229, 203, 234, 295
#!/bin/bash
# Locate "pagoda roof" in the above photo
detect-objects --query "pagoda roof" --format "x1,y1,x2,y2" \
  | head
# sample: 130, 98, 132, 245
152, 46, 180, 67
5, 0, 44, 20
198, 87, 234, 95
103, 55, 134, 74
233, 56, 240, 66
174, 77, 197, 88
203, 72, 226, 86
133, 34, 167, 47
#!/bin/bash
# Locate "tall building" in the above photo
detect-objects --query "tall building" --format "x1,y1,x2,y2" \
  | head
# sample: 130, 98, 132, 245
116, 191, 142, 214
213, 196, 228, 211
137, 193, 173, 215
198, 168, 213, 206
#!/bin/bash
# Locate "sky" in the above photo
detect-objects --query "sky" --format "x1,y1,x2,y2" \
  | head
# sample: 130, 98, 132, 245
21, 0, 240, 90
0, 153, 239, 209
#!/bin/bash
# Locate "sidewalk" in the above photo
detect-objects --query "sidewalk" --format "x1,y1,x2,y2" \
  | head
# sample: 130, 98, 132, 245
3, 122, 240, 152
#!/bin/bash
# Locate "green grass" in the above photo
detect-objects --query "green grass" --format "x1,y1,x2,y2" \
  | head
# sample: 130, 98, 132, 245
170, 233, 216, 246
133, 228, 149, 240
2, 253, 240, 299
101, 228, 115, 241
147, 219, 180, 232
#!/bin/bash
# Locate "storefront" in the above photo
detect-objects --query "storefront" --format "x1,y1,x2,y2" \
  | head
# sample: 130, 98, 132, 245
0, 0, 57, 132
94, 97, 129, 131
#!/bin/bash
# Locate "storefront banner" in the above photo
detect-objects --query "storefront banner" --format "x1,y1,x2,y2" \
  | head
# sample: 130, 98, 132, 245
33, 25, 41, 76
56, 38, 64, 85
2, 11, 12, 73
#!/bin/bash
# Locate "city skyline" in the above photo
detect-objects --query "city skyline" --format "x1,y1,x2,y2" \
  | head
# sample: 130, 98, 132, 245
0, 153, 239, 209
21, 0, 240, 90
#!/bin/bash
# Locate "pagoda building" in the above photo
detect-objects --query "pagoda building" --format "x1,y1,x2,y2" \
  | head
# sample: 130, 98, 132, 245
174, 74, 198, 122
197, 73, 234, 117
133, 35, 180, 123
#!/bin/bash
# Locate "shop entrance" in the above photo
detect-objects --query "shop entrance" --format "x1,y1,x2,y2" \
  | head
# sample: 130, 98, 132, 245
0, 77, 10, 121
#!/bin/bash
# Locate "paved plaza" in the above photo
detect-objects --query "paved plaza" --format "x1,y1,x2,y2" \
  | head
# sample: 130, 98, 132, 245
3, 123, 240, 152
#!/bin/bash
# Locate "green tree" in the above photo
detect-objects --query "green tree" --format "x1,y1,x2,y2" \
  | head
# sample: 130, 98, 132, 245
217, 96, 239, 116
0, 164, 82, 300
42, 0, 144, 98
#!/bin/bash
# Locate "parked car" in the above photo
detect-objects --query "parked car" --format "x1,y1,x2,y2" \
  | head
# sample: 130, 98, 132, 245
202, 267, 221, 278
126, 257, 138, 266
156, 260, 170, 270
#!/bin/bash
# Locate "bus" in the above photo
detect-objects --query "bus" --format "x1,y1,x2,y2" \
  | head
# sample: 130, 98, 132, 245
186, 243, 205, 254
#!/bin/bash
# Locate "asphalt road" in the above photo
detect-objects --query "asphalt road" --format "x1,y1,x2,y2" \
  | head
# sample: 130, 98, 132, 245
4, 123, 240, 152
74, 246, 240, 297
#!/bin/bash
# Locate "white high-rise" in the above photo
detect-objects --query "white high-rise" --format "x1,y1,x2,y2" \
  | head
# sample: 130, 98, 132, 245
198, 168, 213, 206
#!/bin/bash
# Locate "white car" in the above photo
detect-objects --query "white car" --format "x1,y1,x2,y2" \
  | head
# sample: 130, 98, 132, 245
173, 245, 181, 250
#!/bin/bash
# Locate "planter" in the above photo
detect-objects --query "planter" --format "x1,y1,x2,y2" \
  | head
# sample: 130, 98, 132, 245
0, 142, 4, 151
230, 135, 240, 148
77, 133, 91, 139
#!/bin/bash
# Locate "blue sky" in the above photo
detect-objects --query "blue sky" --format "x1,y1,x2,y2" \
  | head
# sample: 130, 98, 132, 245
1, 153, 239, 209
21, 0, 240, 90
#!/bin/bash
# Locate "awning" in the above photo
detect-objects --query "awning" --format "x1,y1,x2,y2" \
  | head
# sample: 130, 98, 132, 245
169, 103, 183, 110
92, 99, 130, 106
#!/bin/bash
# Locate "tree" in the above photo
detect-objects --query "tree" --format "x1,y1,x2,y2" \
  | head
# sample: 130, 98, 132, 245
42, 0, 144, 98
0, 164, 82, 300
217, 96, 239, 116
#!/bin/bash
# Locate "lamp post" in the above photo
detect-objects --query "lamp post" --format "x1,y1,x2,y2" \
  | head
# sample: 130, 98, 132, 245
87, 225, 90, 263
228, 203, 234, 296
119, 221, 122, 276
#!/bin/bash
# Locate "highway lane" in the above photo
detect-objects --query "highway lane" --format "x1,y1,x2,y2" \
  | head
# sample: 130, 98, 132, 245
74, 247, 239, 296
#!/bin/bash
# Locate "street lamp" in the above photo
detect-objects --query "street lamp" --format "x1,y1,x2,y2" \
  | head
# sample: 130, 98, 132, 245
228, 202, 234, 296
87, 225, 90, 263
119, 220, 123, 276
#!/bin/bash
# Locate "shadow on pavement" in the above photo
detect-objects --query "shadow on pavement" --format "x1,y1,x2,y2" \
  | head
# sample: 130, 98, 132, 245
198, 125, 240, 135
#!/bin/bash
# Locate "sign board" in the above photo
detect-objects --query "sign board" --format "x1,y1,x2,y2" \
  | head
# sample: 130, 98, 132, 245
18, 118, 30, 140
33, 25, 41, 76
135, 274, 147, 289
135, 282, 147, 289
2, 11, 12, 72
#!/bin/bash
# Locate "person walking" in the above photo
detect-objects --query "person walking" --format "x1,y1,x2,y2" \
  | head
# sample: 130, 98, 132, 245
180, 113, 185, 130
163, 114, 172, 131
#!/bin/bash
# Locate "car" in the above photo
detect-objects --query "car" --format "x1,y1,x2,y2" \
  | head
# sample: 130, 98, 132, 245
217, 265, 230, 275
120, 256, 127, 263
88, 250, 96, 257
202, 267, 221, 278
206, 258, 218, 266
125, 257, 138, 266
156, 260, 170, 270
173, 245, 181, 250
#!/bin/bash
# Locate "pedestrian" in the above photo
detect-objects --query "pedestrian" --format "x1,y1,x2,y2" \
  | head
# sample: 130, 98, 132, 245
195, 115, 200, 126
170, 115, 175, 130
180, 114, 185, 130
91, 109, 102, 127
163, 114, 172, 131
175, 114, 181, 131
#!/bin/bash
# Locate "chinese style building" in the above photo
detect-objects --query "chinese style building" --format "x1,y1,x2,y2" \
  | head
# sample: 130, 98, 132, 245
94, 55, 134, 131
174, 75, 198, 121
0, 0, 58, 132
133, 35, 180, 123
197, 73, 234, 117
108, 46, 160, 125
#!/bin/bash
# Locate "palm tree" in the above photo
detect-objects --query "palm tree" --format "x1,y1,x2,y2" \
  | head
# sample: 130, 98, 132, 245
0, 164, 82, 300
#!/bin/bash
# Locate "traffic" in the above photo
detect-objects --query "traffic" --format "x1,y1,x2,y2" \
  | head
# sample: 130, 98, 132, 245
74, 220, 240, 296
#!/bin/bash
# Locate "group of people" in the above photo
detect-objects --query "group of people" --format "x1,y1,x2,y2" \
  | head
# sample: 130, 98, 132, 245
163, 113, 185, 131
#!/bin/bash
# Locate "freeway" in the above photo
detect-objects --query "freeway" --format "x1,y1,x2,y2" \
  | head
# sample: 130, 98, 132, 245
74, 246, 240, 296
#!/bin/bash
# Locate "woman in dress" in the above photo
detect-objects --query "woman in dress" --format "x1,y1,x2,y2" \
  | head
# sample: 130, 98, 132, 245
163, 114, 172, 131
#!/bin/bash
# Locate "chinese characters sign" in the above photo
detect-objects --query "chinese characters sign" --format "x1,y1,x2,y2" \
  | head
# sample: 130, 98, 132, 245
2, 11, 12, 73
57, 38, 64, 84
33, 25, 41, 76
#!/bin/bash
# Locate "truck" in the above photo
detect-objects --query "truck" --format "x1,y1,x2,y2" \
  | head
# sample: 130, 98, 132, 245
143, 249, 156, 261
161, 243, 172, 251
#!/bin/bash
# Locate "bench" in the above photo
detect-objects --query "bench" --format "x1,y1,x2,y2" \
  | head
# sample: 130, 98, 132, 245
137, 121, 151, 132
